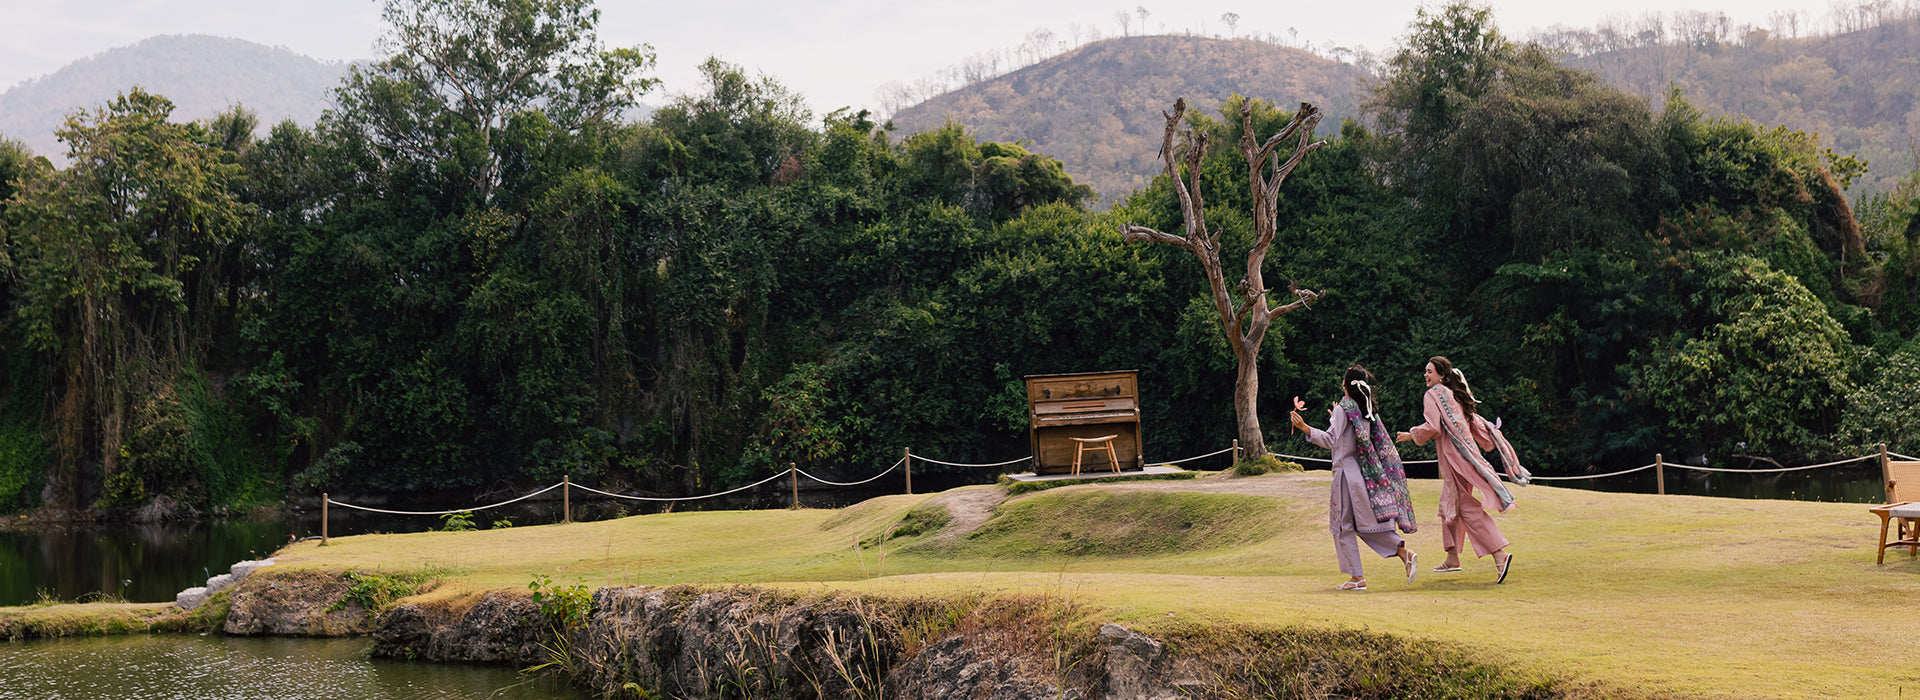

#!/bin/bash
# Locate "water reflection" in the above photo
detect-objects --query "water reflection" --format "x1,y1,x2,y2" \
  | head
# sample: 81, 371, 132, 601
0, 635, 584, 699
0, 519, 290, 607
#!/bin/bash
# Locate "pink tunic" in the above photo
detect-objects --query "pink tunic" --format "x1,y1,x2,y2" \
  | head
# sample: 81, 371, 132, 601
1407, 385, 1511, 557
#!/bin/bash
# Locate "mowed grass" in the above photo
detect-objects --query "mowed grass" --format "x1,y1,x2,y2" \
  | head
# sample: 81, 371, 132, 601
271, 473, 1920, 698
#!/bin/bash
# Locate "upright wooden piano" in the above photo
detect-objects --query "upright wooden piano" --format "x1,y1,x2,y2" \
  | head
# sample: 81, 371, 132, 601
1025, 371, 1143, 475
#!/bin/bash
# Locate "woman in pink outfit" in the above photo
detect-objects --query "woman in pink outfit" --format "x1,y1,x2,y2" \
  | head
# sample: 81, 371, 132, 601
1395, 356, 1530, 583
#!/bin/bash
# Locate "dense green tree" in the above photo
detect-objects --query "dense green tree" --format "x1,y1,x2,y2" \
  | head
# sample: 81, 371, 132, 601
332, 0, 656, 206
1637, 254, 1853, 459
2, 88, 251, 508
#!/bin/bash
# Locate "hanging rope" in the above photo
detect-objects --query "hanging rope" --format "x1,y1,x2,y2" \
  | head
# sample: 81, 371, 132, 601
1890, 452, 1917, 462
569, 469, 797, 502
1159, 445, 1237, 465
1273, 452, 1331, 464
796, 459, 903, 487
911, 454, 1034, 468
1521, 463, 1659, 481
1669, 454, 1876, 474
328, 481, 565, 515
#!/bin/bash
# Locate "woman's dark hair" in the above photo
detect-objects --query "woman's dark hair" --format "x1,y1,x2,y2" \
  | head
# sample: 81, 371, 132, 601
1343, 364, 1377, 418
1428, 355, 1478, 419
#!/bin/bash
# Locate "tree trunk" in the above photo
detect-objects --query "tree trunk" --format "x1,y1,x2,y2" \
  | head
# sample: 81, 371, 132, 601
1233, 344, 1266, 458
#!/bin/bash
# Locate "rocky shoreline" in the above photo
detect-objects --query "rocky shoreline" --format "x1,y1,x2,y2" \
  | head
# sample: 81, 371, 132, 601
192, 566, 1195, 699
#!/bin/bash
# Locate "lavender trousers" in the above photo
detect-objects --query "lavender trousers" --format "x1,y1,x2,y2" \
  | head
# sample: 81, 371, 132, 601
1331, 463, 1403, 577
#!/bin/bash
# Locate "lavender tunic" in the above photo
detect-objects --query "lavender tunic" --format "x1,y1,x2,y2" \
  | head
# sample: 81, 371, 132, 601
1308, 416, 1395, 535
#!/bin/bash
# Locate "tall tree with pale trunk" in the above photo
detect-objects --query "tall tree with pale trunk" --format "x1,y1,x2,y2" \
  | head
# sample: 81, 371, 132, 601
1121, 98, 1327, 460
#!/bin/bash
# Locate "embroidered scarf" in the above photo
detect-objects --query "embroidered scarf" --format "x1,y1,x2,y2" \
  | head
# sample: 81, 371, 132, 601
1342, 397, 1416, 533
1429, 385, 1519, 511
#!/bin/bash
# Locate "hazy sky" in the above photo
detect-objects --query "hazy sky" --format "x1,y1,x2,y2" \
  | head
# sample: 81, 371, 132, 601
0, 0, 1834, 117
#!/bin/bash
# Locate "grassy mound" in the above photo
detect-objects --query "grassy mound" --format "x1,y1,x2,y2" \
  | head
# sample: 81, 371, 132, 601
922, 490, 1286, 558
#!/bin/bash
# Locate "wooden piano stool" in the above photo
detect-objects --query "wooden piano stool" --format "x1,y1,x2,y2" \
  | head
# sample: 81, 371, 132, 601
1070, 435, 1121, 475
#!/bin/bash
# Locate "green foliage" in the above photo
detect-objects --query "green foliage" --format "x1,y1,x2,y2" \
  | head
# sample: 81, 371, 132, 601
1636, 254, 1854, 458
0, 417, 43, 512
1837, 348, 1920, 455
3, 87, 252, 510
528, 572, 593, 629
439, 510, 477, 531
332, 0, 656, 204
333, 569, 441, 612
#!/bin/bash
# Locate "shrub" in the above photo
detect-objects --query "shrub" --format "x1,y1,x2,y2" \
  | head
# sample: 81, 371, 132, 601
1232, 455, 1303, 476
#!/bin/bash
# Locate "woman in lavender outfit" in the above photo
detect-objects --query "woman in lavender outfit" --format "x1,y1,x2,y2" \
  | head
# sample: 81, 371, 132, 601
1290, 364, 1419, 591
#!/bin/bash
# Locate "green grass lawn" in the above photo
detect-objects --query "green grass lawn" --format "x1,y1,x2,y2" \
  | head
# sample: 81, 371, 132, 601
271, 472, 1920, 698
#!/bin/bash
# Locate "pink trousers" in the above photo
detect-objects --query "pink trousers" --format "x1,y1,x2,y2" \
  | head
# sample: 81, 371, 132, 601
1439, 480, 1509, 558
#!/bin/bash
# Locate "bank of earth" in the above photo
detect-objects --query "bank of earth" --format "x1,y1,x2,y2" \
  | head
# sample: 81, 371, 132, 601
9, 471, 1916, 697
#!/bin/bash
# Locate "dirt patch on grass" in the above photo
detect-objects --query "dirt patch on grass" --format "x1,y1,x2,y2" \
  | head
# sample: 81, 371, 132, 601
919, 487, 1008, 545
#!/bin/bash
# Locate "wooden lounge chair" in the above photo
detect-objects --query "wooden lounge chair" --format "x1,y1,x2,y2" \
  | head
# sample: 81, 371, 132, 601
1872, 459, 1920, 564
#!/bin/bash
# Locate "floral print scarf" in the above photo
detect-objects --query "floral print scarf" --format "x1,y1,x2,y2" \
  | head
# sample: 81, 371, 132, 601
1342, 397, 1416, 533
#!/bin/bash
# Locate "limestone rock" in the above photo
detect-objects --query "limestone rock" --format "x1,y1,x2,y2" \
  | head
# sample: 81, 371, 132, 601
372, 590, 548, 665
230, 558, 275, 579
1098, 623, 1184, 700
222, 570, 369, 636
175, 586, 209, 610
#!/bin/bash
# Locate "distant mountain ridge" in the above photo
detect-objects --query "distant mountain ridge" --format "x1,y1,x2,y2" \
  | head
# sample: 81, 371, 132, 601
888, 35, 1370, 204
1563, 16, 1920, 195
0, 34, 355, 160
892, 23, 1920, 205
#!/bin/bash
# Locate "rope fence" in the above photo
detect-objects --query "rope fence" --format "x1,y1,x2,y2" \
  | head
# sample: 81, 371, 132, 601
313, 442, 1914, 543
1161, 445, 1238, 465
1523, 463, 1658, 481
907, 454, 1033, 468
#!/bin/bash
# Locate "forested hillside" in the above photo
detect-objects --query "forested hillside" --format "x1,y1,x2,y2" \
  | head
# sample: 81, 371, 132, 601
0, 35, 352, 162
0, 0, 1917, 521
1546, 8, 1920, 195
889, 36, 1368, 203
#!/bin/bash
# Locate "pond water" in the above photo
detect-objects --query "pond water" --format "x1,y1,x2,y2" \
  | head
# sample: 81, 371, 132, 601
0, 635, 585, 699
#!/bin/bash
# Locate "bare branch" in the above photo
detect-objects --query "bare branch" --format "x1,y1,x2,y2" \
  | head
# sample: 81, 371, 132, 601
1268, 288, 1324, 319
1120, 222, 1195, 250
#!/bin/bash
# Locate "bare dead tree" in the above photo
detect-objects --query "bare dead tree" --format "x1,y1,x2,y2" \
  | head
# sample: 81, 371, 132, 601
1121, 98, 1327, 461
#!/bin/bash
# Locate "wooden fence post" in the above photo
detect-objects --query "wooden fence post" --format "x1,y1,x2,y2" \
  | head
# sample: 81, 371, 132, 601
1882, 443, 1892, 502
790, 463, 799, 509
903, 447, 912, 495
1656, 454, 1665, 495
321, 493, 329, 544
563, 474, 571, 524
1232, 439, 1241, 465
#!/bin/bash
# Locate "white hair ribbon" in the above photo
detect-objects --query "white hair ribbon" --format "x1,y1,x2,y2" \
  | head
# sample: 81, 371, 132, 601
1348, 379, 1378, 419
1450, 368, 1478, 403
